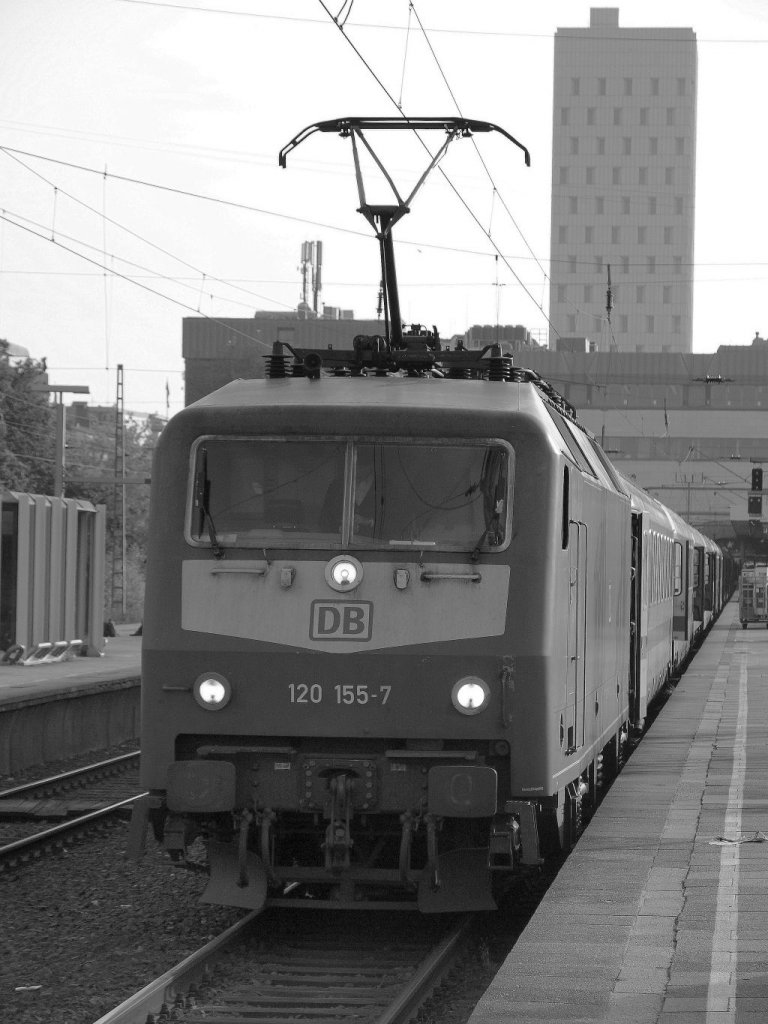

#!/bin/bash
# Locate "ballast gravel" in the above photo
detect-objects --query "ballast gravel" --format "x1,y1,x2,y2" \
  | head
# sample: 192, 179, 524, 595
0, 743, 244, 1023
0, 823, 244, 1024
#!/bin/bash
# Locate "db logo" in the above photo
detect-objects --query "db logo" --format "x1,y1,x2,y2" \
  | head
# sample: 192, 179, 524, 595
310, 601, 373, 641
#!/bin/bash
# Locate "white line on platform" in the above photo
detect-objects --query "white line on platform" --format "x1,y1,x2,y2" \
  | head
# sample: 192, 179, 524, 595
706, 650, 747, 1021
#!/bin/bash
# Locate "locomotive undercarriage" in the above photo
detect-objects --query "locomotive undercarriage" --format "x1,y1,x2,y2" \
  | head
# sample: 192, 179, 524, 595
153, 737, 542, 911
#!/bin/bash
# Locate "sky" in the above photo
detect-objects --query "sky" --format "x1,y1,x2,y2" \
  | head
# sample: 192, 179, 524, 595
2, 0, 768, 419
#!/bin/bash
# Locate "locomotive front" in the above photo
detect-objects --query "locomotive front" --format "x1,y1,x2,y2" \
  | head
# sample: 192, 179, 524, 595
138, 375, 563, 912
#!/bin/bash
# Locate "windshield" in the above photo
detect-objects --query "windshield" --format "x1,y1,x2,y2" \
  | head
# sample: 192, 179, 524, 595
190, 437, 512, 552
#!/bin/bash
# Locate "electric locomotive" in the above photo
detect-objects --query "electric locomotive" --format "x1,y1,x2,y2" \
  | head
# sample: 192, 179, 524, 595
131, 116, 726, 912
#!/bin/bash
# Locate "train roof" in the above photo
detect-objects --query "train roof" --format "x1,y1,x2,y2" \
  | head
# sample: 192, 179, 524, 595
183, 374, 555, 418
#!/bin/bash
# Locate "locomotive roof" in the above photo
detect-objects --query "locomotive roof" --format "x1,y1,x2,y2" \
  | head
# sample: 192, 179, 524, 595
184, 374, 556, 418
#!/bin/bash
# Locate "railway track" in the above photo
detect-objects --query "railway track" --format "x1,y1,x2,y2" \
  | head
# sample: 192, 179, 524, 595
95, 909, 476, 1024
0, 751, 143, 868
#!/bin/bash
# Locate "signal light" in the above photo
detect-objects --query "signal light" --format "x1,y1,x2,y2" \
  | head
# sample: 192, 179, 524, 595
750, 467, 763, 516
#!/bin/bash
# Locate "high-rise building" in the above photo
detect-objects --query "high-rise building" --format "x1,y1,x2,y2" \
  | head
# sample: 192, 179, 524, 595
549, 8, 697, 352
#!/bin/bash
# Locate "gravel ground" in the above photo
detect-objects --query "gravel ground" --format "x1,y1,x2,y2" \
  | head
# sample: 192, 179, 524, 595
0, 821, 245, 1024
0, 742, 245, 1023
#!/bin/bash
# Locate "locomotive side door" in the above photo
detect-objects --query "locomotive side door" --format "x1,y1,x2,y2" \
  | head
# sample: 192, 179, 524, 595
566, 521, 587, 753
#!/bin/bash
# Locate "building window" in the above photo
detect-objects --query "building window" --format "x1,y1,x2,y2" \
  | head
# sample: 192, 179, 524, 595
570, 136, 579, 155
572, 77, 580, 96
596, 196, 605, 214
622, 196, 630, 214
561, 107, 570, 126
650, 77, 659, 96
598, 76, 606, 95
649, 136, 658, 156
649, 197, 657, 215
666, 107, 675, 126
558, 225, 567, 243
613, 107, 622, 126
621, 256, 629, 274
597, 136, 606, 155
557, 284, 567, 303
585, 225, 594, 244
595, 255, 604, 274
611, 226, 620, 244
646, 315, 655, 333
569, 195, 578, 214
677, 77, 686, 96
665, 167, 675, 186
623, 137, 632, 156
675, 137, 685, 155
587, 107, 596, 126
639, 166, 648, 186
567, 314, 577, 332
664, 226, 673, 245
624, 77, 633, 96
647, 256, 656, 274
640, 107, 649, 126
612, 166, 621, 185
673, 314, 682, 333
618, 314, 628, 332
584, 284, 593, 302
559, 166, 569, 185
673, 256, 682, 274
637, 226, 647, 244
569, 255, 577, 274
636, 285, 645, 303
663, 285, 672, 304
586, 166, 595, 185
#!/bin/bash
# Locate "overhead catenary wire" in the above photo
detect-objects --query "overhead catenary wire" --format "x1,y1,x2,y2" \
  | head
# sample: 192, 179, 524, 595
0, 205, 291, 317
0, 147, 299, 311
0, 212, 287, 350
115, 1, 768, 44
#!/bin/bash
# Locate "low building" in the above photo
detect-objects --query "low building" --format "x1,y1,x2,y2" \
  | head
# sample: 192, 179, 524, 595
517, 334, 768, 557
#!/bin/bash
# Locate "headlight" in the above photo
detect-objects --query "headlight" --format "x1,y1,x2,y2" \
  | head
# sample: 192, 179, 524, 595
193, 672, 231, 710
325, 554, 364, 592
451, 676, 490, 716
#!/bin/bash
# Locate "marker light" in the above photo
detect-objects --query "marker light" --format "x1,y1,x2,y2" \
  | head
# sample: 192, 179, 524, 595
451, 677, 490, 716
193, 672, 231, 710
325, 555, 364, 592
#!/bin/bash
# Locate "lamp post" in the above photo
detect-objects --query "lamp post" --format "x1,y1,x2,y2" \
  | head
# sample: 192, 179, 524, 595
42, 385, 90, 496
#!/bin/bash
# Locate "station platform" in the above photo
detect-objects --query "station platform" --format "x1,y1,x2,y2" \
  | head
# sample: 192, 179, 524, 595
470, 598, 768, 1023
0, 625, 141, 776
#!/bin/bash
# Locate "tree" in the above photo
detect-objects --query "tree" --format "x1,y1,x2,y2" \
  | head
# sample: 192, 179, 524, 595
64, 410, 156, 621
0, 343, 55, 493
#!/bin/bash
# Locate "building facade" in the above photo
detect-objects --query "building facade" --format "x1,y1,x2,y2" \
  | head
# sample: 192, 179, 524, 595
549, 7, 697, 353
519, 337, 768, 559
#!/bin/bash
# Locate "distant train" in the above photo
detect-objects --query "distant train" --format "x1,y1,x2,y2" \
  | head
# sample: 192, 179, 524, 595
131, 337, 729, 913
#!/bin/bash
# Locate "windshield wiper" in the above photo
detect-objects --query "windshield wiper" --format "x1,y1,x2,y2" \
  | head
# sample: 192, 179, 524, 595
195, 449, 225, 559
